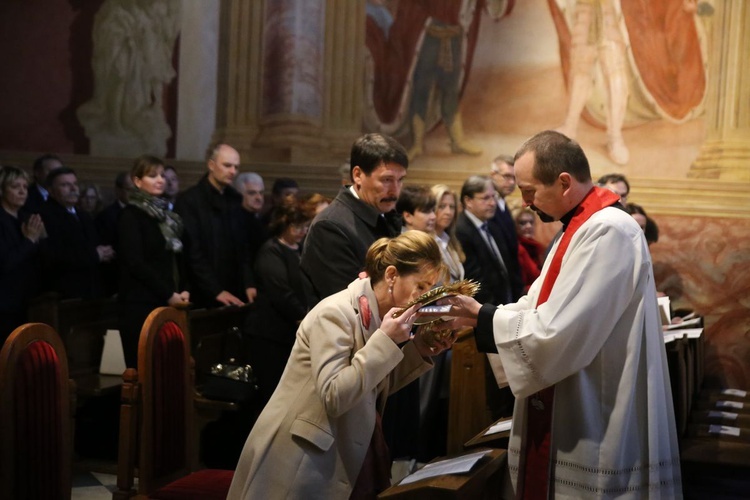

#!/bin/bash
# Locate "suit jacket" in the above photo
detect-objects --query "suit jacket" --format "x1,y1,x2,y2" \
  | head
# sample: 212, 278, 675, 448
227, 278, 432, 500
242, 210, 269, 288
23, 183, 46, 214
96, 201, 124, 296
490, 203, 524, 300
95, 200, 124, 247
300, 187, 401, 304
174, 175, 252, 307
455, 212, 512, 305
38, 199, 102, 299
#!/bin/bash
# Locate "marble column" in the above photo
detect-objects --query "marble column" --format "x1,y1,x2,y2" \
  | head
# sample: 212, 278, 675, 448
689, 0, 750, 181
253, 0, 326, 157
214, 0, 364, 164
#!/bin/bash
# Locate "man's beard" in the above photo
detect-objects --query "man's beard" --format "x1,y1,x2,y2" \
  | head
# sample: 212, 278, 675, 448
532, 206, 554, 223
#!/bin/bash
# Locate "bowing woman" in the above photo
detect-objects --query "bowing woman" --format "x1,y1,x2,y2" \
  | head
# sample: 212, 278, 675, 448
117, 155, 189, 367
228, 231, 455, 500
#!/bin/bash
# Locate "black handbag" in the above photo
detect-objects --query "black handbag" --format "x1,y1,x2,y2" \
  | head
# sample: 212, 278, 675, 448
195, 327, 258, 404
200, 362, 258, 404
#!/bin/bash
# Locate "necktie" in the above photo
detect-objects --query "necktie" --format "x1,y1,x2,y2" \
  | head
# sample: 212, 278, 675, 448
482, 222, 512, 303
481, 223, 507, 274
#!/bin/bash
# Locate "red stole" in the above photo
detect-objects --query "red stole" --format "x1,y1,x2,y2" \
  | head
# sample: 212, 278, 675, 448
519, 187, 621, 499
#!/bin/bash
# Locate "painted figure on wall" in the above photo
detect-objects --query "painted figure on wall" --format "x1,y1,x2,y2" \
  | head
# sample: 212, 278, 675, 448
549, 0, 708, 165
365, 0, 514, 160
77, 0, 181, 157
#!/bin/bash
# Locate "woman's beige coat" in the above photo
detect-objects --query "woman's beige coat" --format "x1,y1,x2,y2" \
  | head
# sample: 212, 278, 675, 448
227, 278, 432, 499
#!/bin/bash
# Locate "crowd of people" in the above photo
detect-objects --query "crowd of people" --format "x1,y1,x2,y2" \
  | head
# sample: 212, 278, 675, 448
0, 130, 677, 498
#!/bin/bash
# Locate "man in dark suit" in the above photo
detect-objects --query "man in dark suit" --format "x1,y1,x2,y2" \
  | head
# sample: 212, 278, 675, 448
300, 133, 408, 304
39, 167, 114, 299
175, 142, 253, 308
489, 154, 523, 301
456, 175, 514, 306
96, 171, 133, 295
24, 154, 63, 213
455, 174, 516, 419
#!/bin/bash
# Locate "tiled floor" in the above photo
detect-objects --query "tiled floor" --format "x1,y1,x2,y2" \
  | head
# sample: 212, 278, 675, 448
72, 471, 135, 500
69, 462, 416, 498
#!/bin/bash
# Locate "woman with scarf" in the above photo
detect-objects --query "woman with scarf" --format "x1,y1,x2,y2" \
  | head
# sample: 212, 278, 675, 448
118, 155, 189, 367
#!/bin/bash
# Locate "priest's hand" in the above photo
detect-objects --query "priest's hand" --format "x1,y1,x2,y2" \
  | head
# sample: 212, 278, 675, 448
436, 295, 482, 330
412, 322, 456, 357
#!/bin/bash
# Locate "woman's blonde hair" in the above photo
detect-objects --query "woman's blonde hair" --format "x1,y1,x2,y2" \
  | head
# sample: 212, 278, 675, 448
0, 165, 30, 200
364, 230, 445, 284
430, 184, 465, 263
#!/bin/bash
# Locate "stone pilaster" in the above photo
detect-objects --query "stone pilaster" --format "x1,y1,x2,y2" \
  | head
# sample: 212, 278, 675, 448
213, 0, 265, 153
214, 0, 365, 164
689, 0, 750, 181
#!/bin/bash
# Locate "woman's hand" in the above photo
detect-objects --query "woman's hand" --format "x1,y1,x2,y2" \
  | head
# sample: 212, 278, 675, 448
21, 214, 45, 243
380, 303, 420, 344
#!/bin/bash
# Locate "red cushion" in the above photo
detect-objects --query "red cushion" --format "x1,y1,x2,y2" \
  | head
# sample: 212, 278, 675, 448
153, 321, 187, 476
14, 340, 63, 500
149, 469, 234, 500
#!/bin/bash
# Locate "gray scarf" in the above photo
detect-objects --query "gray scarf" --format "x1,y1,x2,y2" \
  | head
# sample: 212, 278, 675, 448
129, 189, 183, 252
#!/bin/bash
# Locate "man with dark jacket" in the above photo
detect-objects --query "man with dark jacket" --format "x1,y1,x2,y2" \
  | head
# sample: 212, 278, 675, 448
24, 153, 63, 213
489, 154, 524, 301
455, 174, 517, 419
39, 167, 114, 299
175, 143, 253, 308
300, 133, 407, 304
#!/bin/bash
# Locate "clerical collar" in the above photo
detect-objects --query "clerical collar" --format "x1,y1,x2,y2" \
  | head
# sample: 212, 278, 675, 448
559, 193, 626, 231
559, 206, 577, 231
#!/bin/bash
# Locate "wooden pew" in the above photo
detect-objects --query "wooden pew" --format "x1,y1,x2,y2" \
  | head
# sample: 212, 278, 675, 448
185, 304, 255, 468
447, 328, 493, 454
378, 448, 507, 499
187, 304, 253, 387
27, 292, 121, 398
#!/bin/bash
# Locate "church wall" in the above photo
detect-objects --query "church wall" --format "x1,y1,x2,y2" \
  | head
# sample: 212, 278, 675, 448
651, 215, 750, 389
0, 0, 103, 153
0, 0, 748, 388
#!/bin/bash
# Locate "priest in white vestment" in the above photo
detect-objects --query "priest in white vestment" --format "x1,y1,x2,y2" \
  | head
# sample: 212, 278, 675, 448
445, 130, 682, 499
